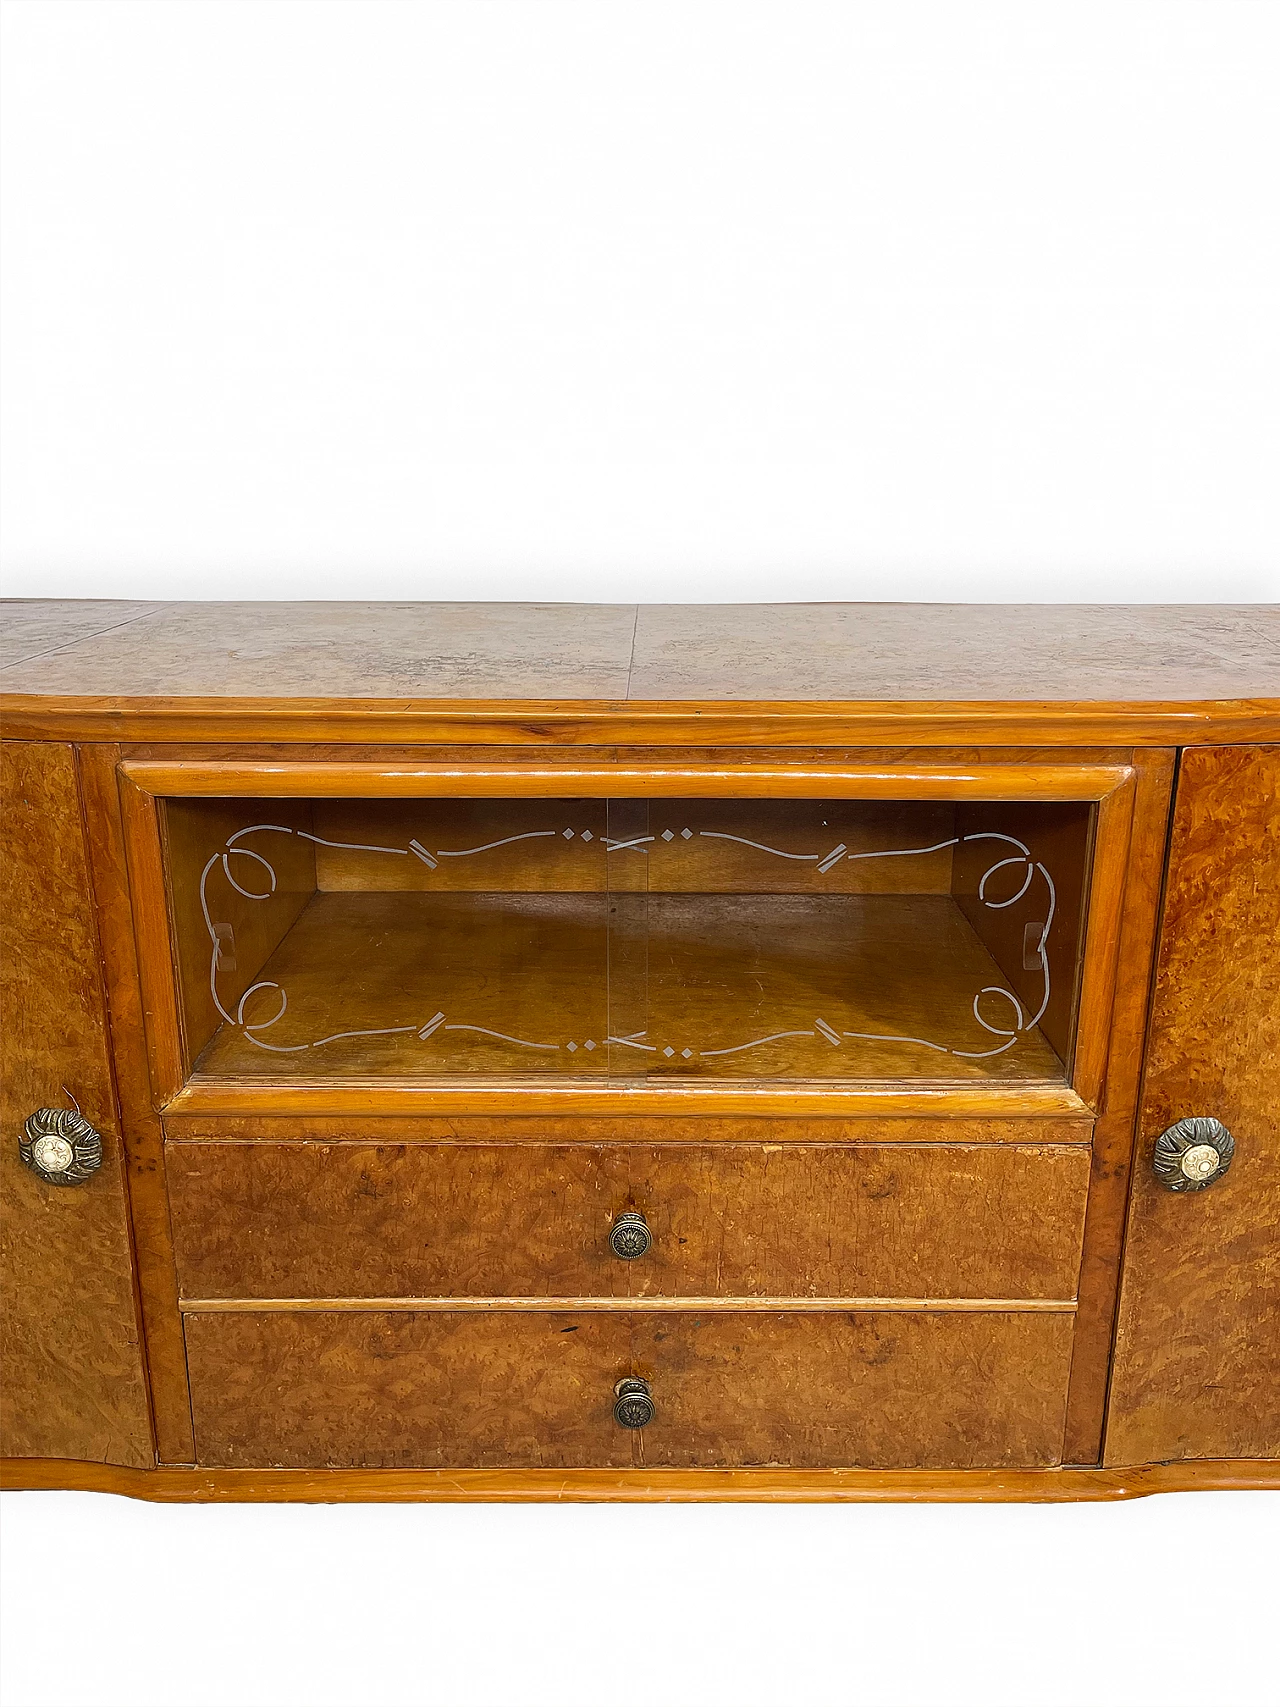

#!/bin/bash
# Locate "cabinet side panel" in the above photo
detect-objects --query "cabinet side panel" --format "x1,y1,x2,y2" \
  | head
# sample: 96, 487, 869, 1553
0, 742, 153, 1465
1106, 745, 1280, 1464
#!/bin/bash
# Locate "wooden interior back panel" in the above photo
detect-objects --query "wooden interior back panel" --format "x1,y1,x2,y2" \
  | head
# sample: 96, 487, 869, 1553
0, 742, 153, 1466
167, 1140, 1090, 1302
184, 1308, 1074, 1470
307, 798, 958, 893
1106, 745, 1280, 1463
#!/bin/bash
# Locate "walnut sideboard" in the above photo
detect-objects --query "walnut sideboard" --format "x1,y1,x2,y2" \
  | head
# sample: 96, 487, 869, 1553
2, 600, 1277, 1502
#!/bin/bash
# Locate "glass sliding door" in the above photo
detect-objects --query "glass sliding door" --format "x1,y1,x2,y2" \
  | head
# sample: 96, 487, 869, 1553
162, 793, 1091, 1085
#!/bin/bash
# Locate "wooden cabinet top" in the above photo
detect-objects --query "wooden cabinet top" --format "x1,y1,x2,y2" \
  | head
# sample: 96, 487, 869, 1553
3, 599, 1277, 743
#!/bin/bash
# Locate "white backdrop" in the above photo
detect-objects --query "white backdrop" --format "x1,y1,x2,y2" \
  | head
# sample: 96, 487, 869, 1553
2, 0, 1277, 603
1, 5, 1277, 1706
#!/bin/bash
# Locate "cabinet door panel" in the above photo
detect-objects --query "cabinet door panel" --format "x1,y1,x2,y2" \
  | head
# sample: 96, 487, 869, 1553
0, 743, 153, 1465
1106, 746, 1279, 1464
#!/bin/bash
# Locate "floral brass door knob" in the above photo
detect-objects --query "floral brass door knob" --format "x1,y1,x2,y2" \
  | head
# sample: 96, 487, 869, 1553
1152, 1117, 1235, 1192
19, 1108, 103, 1185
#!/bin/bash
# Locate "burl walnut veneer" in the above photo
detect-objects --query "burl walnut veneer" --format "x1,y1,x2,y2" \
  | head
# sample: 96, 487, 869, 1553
2, 600, 1277, 1501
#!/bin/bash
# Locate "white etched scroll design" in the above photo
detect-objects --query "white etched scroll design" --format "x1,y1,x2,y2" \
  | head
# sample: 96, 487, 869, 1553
199, 824, 1055, 1063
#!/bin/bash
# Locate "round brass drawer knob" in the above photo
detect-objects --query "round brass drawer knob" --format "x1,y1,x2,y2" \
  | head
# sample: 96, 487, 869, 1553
1153, 1116, 1235, 1192
613, 1376, 655, 1430
19, 1108, 103, 1186
608, 1210, 652, 1261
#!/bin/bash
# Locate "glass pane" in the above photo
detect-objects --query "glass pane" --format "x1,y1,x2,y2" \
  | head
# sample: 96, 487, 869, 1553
165, 794, 1090, 1084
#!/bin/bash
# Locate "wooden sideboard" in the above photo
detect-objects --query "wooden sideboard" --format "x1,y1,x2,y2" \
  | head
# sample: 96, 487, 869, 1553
2, 600, 1276, 1501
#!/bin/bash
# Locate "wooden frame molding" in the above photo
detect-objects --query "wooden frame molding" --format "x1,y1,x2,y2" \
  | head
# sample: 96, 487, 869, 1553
116, 758, 1136, 800
3, 1456, 1276, 1503
5, 695, 1279, 747
1063, 750, 1176, 1462
162, 1115, 1096, 1144
163, 1083, 1095, 1119
77, 746, 196, 1462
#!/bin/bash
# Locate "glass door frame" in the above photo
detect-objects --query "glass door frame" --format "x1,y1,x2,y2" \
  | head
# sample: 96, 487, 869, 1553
117, 755, 1138, 1118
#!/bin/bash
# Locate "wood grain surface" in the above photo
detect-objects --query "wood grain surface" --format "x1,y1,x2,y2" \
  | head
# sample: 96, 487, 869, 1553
183, 1308, 1074, 1469
163, 1080, 1093, 1119
627, 1311, 1074, 1468
0, 742, 153, 1466
3, 601, 1276, 702
7, 698, 1277, 746
3, 1454, 1274, 1501
626, 604, 1280, 704
103, 740, 1164, 766
166, 1140, 1089, 1302
0, 601, 165, 671
9, 697, 1280, 749
77, 746, 196, 1461
117, 757, 1134, 799
164, 1112, 1095, 1145
1061, 750, 1176, 1463
1, 601, 640, 698
1106, 745, 1280, 1463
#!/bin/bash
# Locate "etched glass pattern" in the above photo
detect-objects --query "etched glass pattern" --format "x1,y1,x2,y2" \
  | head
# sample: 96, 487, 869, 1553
165, 796, 1091, 1084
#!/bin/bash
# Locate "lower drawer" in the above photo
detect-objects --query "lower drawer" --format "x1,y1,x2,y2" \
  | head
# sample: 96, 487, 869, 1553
183, 1308, 1075, 1470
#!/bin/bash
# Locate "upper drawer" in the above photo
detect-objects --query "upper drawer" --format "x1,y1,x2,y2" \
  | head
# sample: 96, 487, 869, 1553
119, 758, 1135, 1114
166, 1135, 1091, 1303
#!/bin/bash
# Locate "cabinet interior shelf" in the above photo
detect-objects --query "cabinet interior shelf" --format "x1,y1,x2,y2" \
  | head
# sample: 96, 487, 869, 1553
191, 890, 1067, 1083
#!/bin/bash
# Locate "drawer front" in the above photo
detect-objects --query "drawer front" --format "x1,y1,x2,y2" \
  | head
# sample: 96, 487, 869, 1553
167, 1138, 1091, 1302
184, 1308, 1074, 1470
